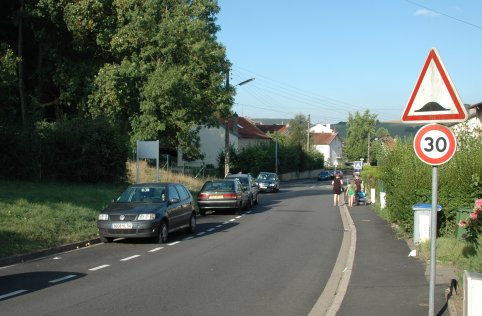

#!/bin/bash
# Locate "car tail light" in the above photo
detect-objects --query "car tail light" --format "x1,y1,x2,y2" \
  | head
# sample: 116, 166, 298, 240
223, 193, 237, 199
198, 193, 209, 200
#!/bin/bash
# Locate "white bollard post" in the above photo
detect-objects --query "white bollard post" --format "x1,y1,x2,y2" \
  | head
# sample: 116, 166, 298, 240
371, 188, 376, 204
380, 192, 386, 209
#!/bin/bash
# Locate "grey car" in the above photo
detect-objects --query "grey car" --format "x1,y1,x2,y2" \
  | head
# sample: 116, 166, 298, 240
256, 172, 280, 192
226, 173, 259, 207
197, 179, 249, 216
97, 182, 196, 243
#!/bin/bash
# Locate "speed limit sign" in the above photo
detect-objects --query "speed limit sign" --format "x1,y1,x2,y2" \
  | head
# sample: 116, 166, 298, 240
413, 123, 457, 165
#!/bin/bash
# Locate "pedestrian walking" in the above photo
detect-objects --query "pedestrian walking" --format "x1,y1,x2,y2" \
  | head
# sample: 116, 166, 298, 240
354, 173, 364, 205
346, 179, 357, 207
332, 172, 344, 206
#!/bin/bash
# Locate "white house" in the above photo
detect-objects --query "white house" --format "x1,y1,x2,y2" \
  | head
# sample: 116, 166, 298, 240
177, 116, 271, 168
451, 102, 482, 136
309, 123, 343, 166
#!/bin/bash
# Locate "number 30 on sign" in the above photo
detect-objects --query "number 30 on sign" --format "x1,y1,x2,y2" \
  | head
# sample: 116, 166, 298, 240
413, 123, 457, 166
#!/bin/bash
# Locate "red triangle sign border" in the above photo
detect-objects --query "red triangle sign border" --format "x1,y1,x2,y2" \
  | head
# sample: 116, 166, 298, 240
402, 48, 467, 123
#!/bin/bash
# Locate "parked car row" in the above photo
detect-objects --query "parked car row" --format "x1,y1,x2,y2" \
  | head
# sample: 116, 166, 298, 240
97, 171, 279, 244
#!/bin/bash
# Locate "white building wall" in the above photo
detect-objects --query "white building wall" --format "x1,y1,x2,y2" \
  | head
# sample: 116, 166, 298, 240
182, 126, 238, 168
313, 137, 343, 166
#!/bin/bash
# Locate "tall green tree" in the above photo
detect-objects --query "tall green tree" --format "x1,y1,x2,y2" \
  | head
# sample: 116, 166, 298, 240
287, 113, 309, 149
70, 0, 233, 158
344, 110, 377, 162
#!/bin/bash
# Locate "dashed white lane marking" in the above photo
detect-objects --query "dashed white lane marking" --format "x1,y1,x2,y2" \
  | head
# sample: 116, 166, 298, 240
148, 247, 163, 252
0, 289, 28, 300
120, 255, 140, 262
49, 274, 77, 283
168, 241, 180, 246
215, 225, 222, 228
196, 232, 206, 236
235, 216, 242, 219
246, 211, 252, 214
222, 221, 230, 225
89, 264, 110, 271
207, 228, 215, 232
183, 236, 194, 240
229, 218, 236, 222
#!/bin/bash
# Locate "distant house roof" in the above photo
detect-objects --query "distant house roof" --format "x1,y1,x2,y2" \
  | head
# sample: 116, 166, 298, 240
311, 132, 337, 145
255, 124, 287, 134
222, 116, 271, 140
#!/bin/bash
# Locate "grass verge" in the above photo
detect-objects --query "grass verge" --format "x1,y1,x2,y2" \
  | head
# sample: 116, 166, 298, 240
0, 162, 207, 259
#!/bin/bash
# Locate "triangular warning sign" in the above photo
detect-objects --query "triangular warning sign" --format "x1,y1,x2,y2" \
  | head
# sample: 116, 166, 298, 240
402, 48, 468, 123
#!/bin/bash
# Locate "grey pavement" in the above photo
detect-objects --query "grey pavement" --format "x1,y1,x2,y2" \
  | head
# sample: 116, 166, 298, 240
336, 201, 455, 316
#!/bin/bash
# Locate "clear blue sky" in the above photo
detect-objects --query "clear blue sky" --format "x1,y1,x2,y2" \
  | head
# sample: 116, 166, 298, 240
216, 0, 482, 124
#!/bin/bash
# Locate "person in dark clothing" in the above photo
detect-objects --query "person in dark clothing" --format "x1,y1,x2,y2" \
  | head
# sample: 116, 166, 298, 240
332, 172, 344, 206
354, 173, 363, 205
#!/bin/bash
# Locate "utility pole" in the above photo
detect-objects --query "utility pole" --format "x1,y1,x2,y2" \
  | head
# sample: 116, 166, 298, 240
367, 132, 371, 165
224, 68, 230, 177
306, 114, 310, 150
275, 131, 278, 174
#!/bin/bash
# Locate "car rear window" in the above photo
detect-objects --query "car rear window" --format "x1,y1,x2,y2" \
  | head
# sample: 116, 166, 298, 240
202, 181, 235, 192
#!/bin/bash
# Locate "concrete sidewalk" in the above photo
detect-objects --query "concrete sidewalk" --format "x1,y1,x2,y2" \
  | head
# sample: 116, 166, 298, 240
336, 202, 456, 316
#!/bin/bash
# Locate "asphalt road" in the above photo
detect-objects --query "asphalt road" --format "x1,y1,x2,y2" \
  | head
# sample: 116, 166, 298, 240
0, 179, 342, 315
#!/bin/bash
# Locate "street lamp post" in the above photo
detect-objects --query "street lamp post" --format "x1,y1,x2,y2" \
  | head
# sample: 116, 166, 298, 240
224, 76, 255, 177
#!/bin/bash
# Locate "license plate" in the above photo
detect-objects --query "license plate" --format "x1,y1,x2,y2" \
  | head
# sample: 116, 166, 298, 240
209, 195, 223, 199
112, 222, 133, 229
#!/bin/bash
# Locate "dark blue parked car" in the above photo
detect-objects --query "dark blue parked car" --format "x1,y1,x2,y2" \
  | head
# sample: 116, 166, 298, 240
317, 171, 333, 181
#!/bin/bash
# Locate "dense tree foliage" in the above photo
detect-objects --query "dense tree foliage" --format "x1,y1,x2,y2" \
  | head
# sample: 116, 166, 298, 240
287, 113, 309, 149
0, 0, 232, 182
343, 110, 377, 162
217, 132, 324, 178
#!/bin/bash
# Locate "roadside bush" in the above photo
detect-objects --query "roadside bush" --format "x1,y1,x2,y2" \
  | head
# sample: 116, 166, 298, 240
37, 118, 128, 183
217, 142, 324, 177
0, 118, 128, 183
377, 125, 482, 239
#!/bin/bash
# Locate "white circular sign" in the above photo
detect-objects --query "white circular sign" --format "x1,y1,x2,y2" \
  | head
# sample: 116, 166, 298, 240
413, 123, 456, 165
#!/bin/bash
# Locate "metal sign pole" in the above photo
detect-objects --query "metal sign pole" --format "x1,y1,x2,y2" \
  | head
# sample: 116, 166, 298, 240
429, 166, 438, 316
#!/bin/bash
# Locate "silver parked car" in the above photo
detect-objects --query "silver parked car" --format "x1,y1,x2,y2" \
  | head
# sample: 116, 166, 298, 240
225, 173, 259, 207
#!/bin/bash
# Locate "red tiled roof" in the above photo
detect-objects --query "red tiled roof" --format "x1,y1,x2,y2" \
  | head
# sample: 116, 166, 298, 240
221, 116, 271, 140
311, 132, 337, 145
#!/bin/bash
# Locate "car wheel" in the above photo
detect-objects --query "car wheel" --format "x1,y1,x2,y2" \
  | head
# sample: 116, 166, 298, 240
155, 220, 169, 244
100, 235, 113, 243
185, 212, 196, 233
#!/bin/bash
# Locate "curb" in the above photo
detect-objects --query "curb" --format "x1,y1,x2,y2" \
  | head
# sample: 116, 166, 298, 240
446, 286, 458, 316
0, 238, 101, 268
308, 202, 356, 316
